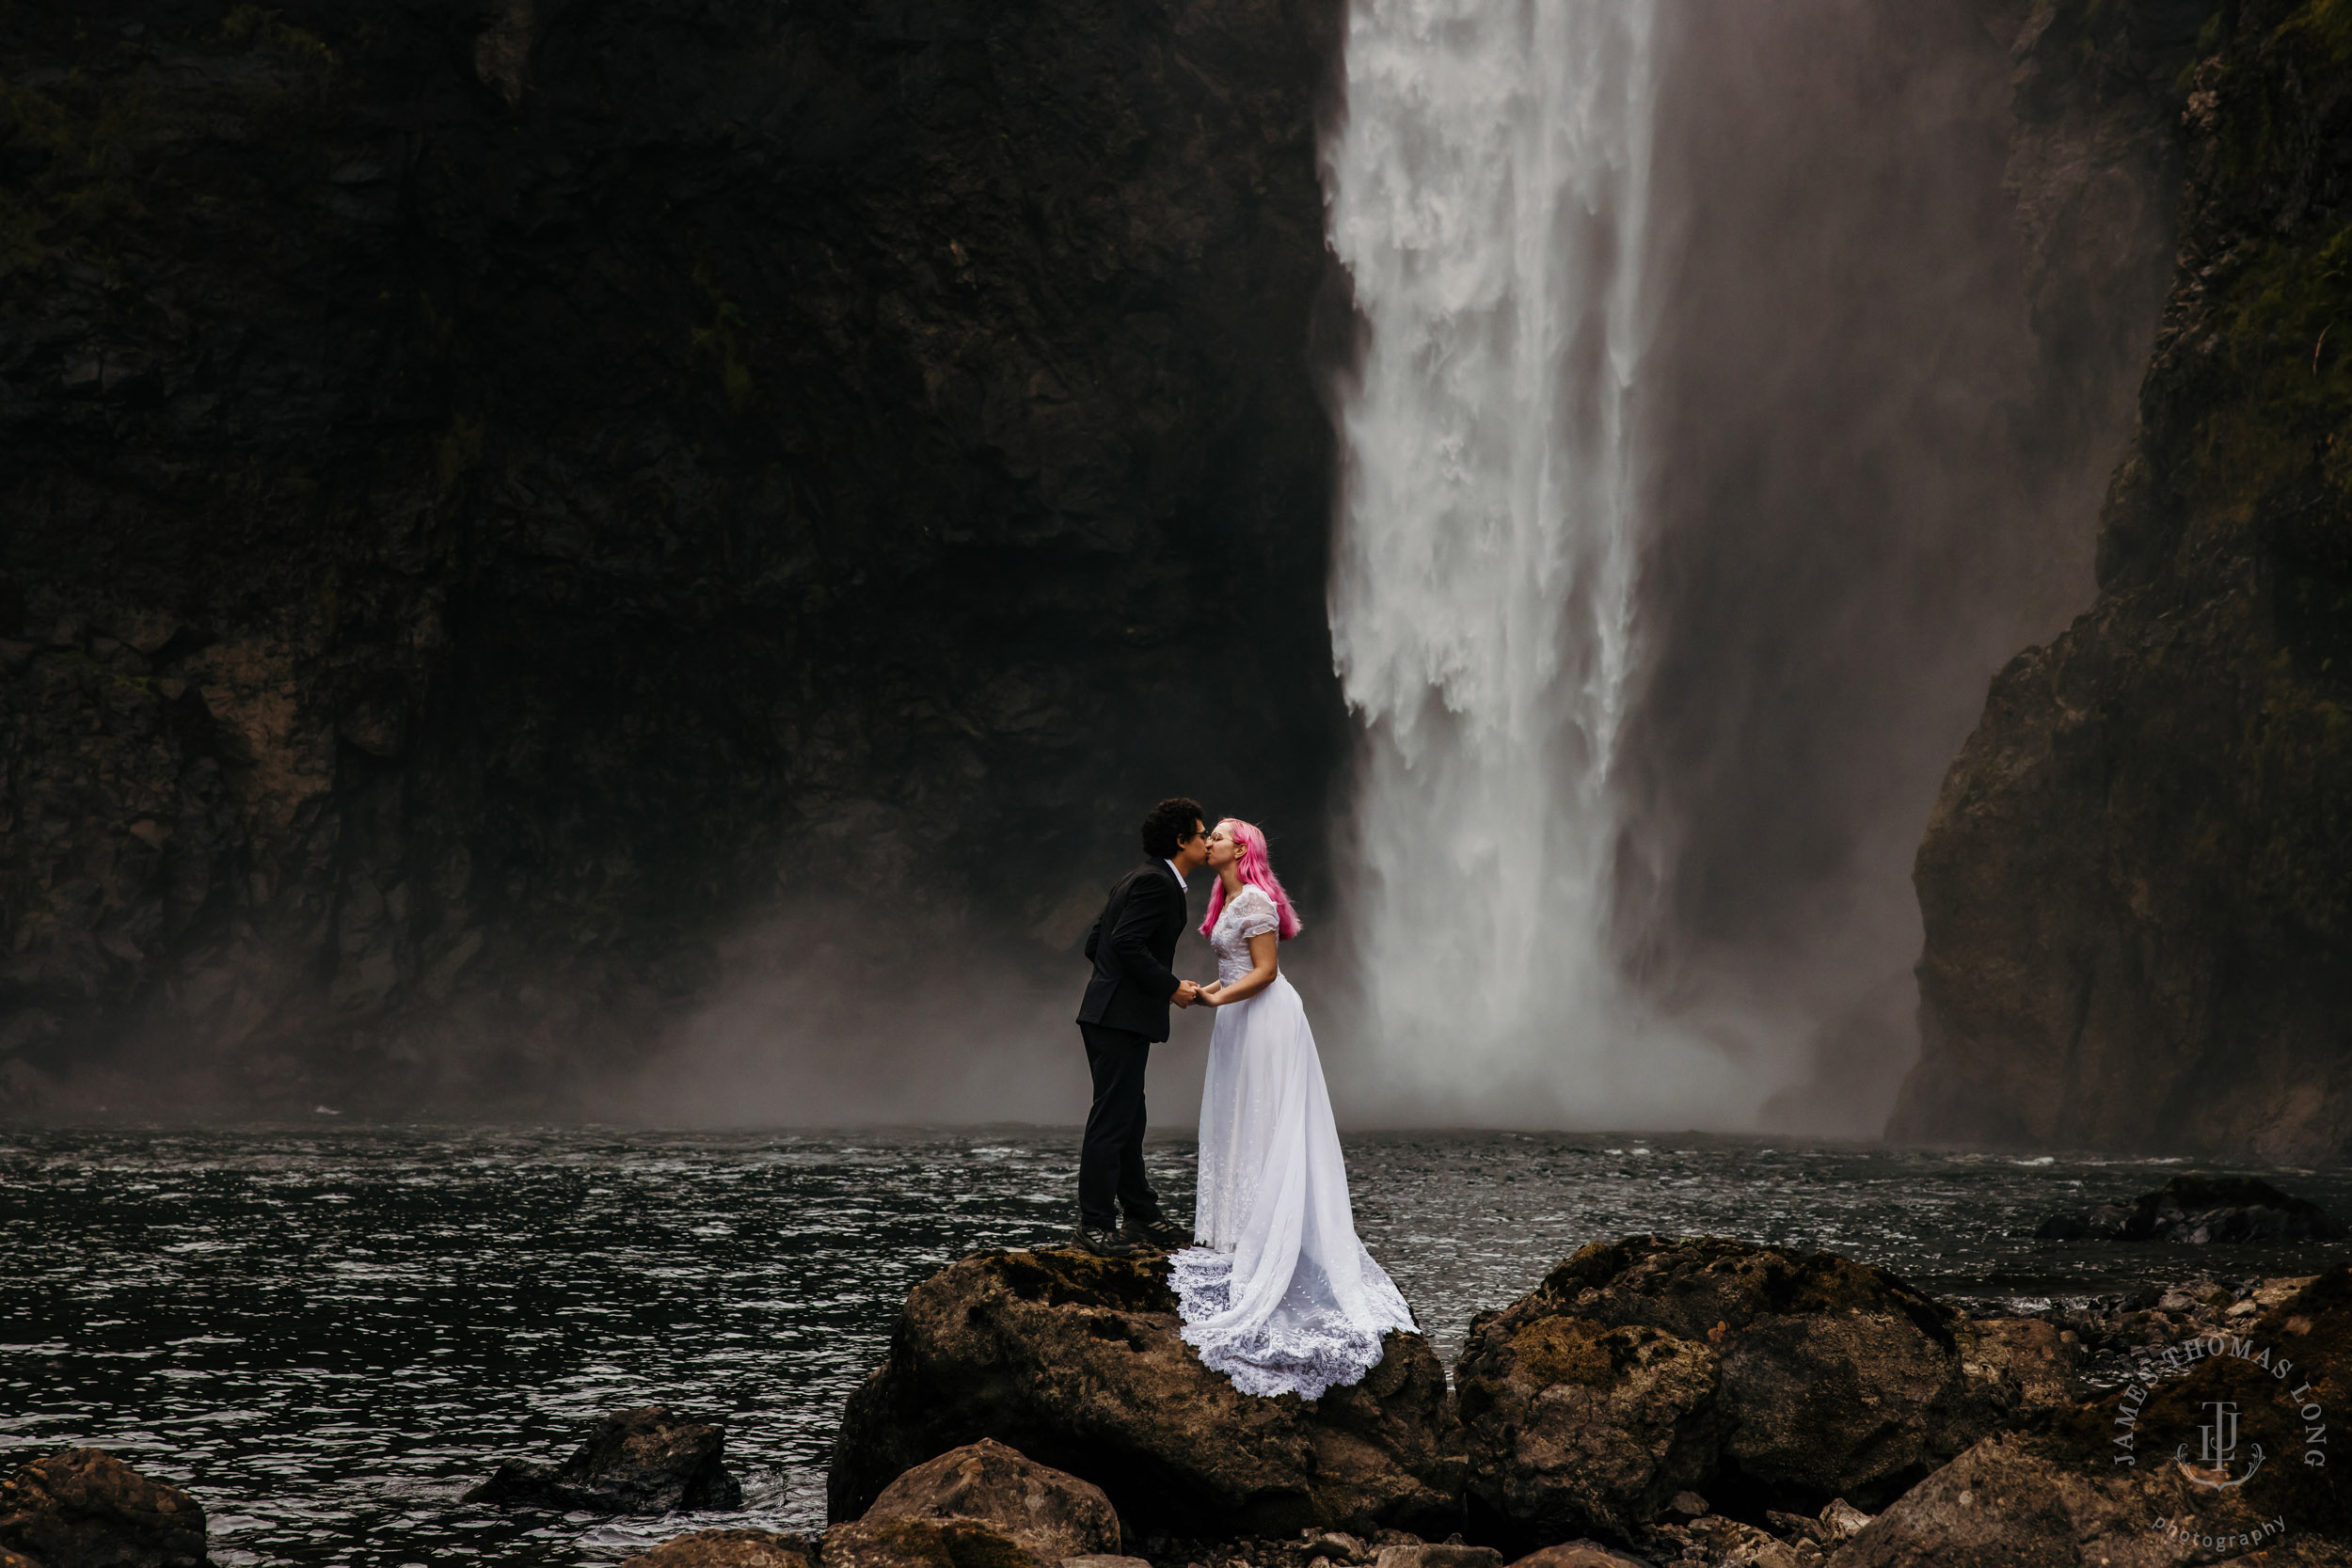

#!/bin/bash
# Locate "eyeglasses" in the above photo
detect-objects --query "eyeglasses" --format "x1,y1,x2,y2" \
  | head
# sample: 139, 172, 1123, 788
1183, 827, 1207, 843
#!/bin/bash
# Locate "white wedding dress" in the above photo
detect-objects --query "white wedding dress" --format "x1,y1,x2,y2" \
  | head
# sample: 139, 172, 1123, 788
1169, 885, 1417, 1399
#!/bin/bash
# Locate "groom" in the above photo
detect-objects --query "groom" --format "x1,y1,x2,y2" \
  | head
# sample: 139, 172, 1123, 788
1071, 796, 1209, 1258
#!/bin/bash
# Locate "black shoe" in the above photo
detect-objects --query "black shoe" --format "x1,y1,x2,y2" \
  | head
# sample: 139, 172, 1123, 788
1120, 1212, 1190, 1252
1070, 1220, 1144, 1259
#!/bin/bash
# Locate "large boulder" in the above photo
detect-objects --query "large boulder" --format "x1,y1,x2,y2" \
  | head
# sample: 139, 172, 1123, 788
1829, 1265, 2352, 1566
2034, 1175, 2346, 1244
468, 1406, 744, 1513
1456, 1239, 2007, 1546
830, 1249, 1464, 1538
861, 1442, 1120, 1562
0, 1449, 211, 1568
1455, 1312, 1727, 1543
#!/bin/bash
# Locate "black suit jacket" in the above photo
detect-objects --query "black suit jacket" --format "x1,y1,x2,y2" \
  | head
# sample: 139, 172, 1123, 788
1076, 862, 1188, 1041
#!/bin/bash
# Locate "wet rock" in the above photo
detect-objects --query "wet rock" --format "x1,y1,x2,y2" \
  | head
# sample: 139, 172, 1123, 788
2034, 1175, 2346, 1243
823, 1516, 1046, 1568
1057, 1558, 1152, 1568
468, 1406, 743, 1513
862, 1442, 1120, 1563
1829, 1265, 2352, 1566
2024, 1272, 2324, 1389
1456, 1238, 2003, 1547
0, 1448, 211, 1568
626, 1531, 818, 1568
830, 1249, 1463, 1539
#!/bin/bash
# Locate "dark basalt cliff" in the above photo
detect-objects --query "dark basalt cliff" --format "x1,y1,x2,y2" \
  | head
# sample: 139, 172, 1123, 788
1896, 0, 2352, 1158
0, 0, 1346, 1111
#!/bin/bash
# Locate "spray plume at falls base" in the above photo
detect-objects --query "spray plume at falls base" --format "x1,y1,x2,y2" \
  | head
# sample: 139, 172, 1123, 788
1325, 0, 1767, 1125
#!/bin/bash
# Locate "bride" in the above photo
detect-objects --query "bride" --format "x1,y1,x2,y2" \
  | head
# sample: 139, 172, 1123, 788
1170, 818, 1417, 1400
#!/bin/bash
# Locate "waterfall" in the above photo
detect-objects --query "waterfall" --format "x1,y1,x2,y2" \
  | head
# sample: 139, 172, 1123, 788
1327, 0, 1731, 1121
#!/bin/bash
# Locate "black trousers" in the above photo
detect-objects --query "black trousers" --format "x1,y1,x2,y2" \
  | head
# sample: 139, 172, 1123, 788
1078, 1022, 1162, 1229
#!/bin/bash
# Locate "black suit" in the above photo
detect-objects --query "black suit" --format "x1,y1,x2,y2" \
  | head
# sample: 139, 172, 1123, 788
1073, 861, 1187, 1228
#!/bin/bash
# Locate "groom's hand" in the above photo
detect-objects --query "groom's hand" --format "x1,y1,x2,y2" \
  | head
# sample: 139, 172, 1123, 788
1172, 980, 1200, 1008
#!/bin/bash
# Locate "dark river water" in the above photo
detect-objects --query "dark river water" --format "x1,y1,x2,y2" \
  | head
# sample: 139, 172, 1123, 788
6, 1126, 2350, 1566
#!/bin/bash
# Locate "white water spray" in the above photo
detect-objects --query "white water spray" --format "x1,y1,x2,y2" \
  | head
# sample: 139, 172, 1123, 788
1327, 0, 1746, 1122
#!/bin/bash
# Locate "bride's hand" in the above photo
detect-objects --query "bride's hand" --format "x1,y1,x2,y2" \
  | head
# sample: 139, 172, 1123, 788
1198, 981, 1224, 1007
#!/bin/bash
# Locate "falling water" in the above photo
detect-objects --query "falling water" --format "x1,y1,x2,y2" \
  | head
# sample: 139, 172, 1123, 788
1327, 0, 1742, 1121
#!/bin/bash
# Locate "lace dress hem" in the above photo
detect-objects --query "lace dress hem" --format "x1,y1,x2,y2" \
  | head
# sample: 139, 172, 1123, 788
1169, 1246, 1394, 1401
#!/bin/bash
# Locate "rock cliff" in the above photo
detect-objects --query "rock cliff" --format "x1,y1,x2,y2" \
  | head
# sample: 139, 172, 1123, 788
0, 0, 1345, 1112
1896, 0, 2352, 1159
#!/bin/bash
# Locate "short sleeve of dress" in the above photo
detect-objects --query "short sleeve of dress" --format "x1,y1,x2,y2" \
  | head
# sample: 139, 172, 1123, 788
1232, 885, 1280, 941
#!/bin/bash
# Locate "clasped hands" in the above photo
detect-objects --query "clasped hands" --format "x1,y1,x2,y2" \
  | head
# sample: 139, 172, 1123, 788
1172, 979, 1227, 1009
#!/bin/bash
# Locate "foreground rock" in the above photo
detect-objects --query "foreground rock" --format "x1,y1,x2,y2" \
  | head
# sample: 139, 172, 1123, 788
469, 1406, 743, 1513
1504, 1545, 1655, 1568
830, 1249, 1463, 1537
1369, 1546, 1498, 1568
1456, 1238, 2010, 1547
0, 1449, 211, 1568
1822, 1432, 2312, 1567
1828, 1265, 2352, 1566
823, 1516, 1056, 1568
1635, 1513, 1809, 1568
2035, 1175, 2346, 1244
1956, 1317, 2081, 1415
625, 1532, 816, 1568
859, 1442, 1120, 1562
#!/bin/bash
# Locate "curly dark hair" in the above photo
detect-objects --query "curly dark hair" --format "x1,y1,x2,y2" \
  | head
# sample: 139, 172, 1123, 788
1139, 797, 1207, 860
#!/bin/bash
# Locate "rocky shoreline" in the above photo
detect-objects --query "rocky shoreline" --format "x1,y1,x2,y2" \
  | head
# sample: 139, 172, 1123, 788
11, 1234, 2347, 1568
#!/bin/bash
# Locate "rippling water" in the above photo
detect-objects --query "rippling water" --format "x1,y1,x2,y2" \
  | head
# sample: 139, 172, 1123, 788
6, 1126, 2350, 1567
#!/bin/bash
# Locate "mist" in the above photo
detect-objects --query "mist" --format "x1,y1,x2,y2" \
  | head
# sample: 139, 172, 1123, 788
1613, 0, 2170, 1133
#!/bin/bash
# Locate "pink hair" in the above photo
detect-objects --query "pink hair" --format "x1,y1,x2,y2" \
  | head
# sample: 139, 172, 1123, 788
1199, 818, 1302, 941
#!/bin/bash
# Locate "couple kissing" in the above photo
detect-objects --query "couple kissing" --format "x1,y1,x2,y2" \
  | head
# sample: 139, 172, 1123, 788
1069, 796, 1416, 1401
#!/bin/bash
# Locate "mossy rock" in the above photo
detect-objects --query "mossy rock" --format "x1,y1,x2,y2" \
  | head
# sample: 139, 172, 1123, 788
823, 1517, 1045, 1568
1460, 1238, 2003, 1547
1538, 1235, 1958, 1348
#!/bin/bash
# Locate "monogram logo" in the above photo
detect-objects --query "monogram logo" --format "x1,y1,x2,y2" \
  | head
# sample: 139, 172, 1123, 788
2178, 1399, 2265, 1490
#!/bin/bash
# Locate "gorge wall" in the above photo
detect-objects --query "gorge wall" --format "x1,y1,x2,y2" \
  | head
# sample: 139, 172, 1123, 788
0, 0, 1347, 1115
1895, 0, 2352, 1159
